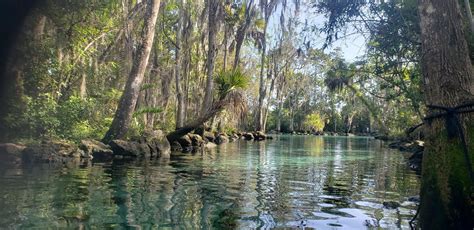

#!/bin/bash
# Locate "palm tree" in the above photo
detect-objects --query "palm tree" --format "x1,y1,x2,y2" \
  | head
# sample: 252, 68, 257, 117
166, 69, 249, 142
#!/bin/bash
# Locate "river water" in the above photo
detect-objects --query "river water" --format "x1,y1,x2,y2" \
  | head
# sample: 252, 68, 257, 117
0, 136, 420, 229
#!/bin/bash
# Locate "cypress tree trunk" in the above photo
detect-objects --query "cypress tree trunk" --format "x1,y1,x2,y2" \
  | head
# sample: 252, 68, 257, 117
418, 0, 474, 228
103, 0, 161, 142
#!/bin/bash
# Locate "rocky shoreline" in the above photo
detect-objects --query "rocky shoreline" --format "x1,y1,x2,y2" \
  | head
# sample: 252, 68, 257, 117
382, 137, 424, 174
0, 132, 423, 173
0, 130, 270, 165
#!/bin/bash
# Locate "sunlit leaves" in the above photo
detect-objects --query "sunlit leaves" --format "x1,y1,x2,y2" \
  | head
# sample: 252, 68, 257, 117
304, 113, 325, 132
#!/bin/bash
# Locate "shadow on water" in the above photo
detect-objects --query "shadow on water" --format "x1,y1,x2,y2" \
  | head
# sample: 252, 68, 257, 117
0, 136, 419, 229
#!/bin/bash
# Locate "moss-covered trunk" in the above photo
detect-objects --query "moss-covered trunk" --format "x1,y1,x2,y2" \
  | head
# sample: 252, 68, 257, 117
418, 0, 474, 228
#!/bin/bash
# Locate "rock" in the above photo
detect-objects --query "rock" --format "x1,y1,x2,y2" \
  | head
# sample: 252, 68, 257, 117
194, 126, 205, 136
266, 136, 274, 140
203, 131, 215, 142
243, 132, 254, 140
215, 134, 229, 145
388, 140, 424, 153
171, 141, 183, 152
126, 130, 171, 158
79, 139, 113, 160
109, 140, 142, 158
229, 133, 239, 142
204, 142, 217, 149
401, 142, 424, 153
0, 143, 26, 155
254, 131, 266, 141
189, 134, 204, 147
383, 201, 400, 209
388, 139, 424, 173
0, 143, 26, 163
142, 130, 170, 158
409, 150, 423, 173
388, 141, 401, 149
175, 135, 193, 153
22, 140, 82, 163
177, 135, 192, 149
408, 196, 420, 203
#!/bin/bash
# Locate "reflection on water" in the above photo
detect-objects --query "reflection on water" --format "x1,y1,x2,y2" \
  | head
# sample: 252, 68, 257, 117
0, 136, 419, 229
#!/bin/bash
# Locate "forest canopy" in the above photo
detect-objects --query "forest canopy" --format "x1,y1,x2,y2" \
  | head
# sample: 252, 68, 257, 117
0, 0, 472, 142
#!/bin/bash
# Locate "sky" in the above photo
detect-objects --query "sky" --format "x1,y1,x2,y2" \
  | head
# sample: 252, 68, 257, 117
266, 1, 368, 62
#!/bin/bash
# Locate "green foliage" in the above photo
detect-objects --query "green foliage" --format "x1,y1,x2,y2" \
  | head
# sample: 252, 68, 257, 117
304, 113, 325, 132
215, 69, 250, 99
3, 94, 113, 142
0, 0, 439, 141
140, 83, 156, 91
324, 59, 350, 92
315, 0, 367, 48
24, 93, 60, 138
133, 107, 163, 117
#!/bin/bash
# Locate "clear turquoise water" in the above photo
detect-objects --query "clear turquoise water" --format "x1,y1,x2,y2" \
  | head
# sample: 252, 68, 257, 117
0, 136, 420, 229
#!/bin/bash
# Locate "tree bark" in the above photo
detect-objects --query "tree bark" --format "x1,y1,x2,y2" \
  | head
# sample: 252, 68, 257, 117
418, 0, 474, 228
103, 0, 161, 142
464, 0, 474, 33
201, 0, 220, 115
233, 0, 254, 70
182, 6, 192, 123
166, 98, 229, 142
79, 73, 86, 99
174, 0, 185, 129
255, 21, 267, 131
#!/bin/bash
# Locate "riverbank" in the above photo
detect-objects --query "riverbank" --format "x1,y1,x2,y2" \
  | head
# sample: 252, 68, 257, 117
0, 130, 271, 165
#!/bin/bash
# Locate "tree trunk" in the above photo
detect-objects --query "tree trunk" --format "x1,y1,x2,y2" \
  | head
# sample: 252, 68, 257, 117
33, 14, 46, 41
464, 0, 474, 33
276, 97, 283, 132
175, 0, 185, 129
233, 0, 254, 70
182, 6, 192, 123
418, 0, 474, 228
144, 59, 157, 131
103, 0, 161, 142
79, 73, 86, 99
223, 26, 228, 71
201, 0, 220, 115
255, 22, 267, 131
166, 98, 229, 142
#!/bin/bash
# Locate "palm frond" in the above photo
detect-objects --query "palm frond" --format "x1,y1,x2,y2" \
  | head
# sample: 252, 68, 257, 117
215, 68, 250, 99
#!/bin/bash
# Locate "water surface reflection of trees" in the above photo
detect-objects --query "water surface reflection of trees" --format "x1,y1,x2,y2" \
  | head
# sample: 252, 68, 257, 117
0, 136, 419, 228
